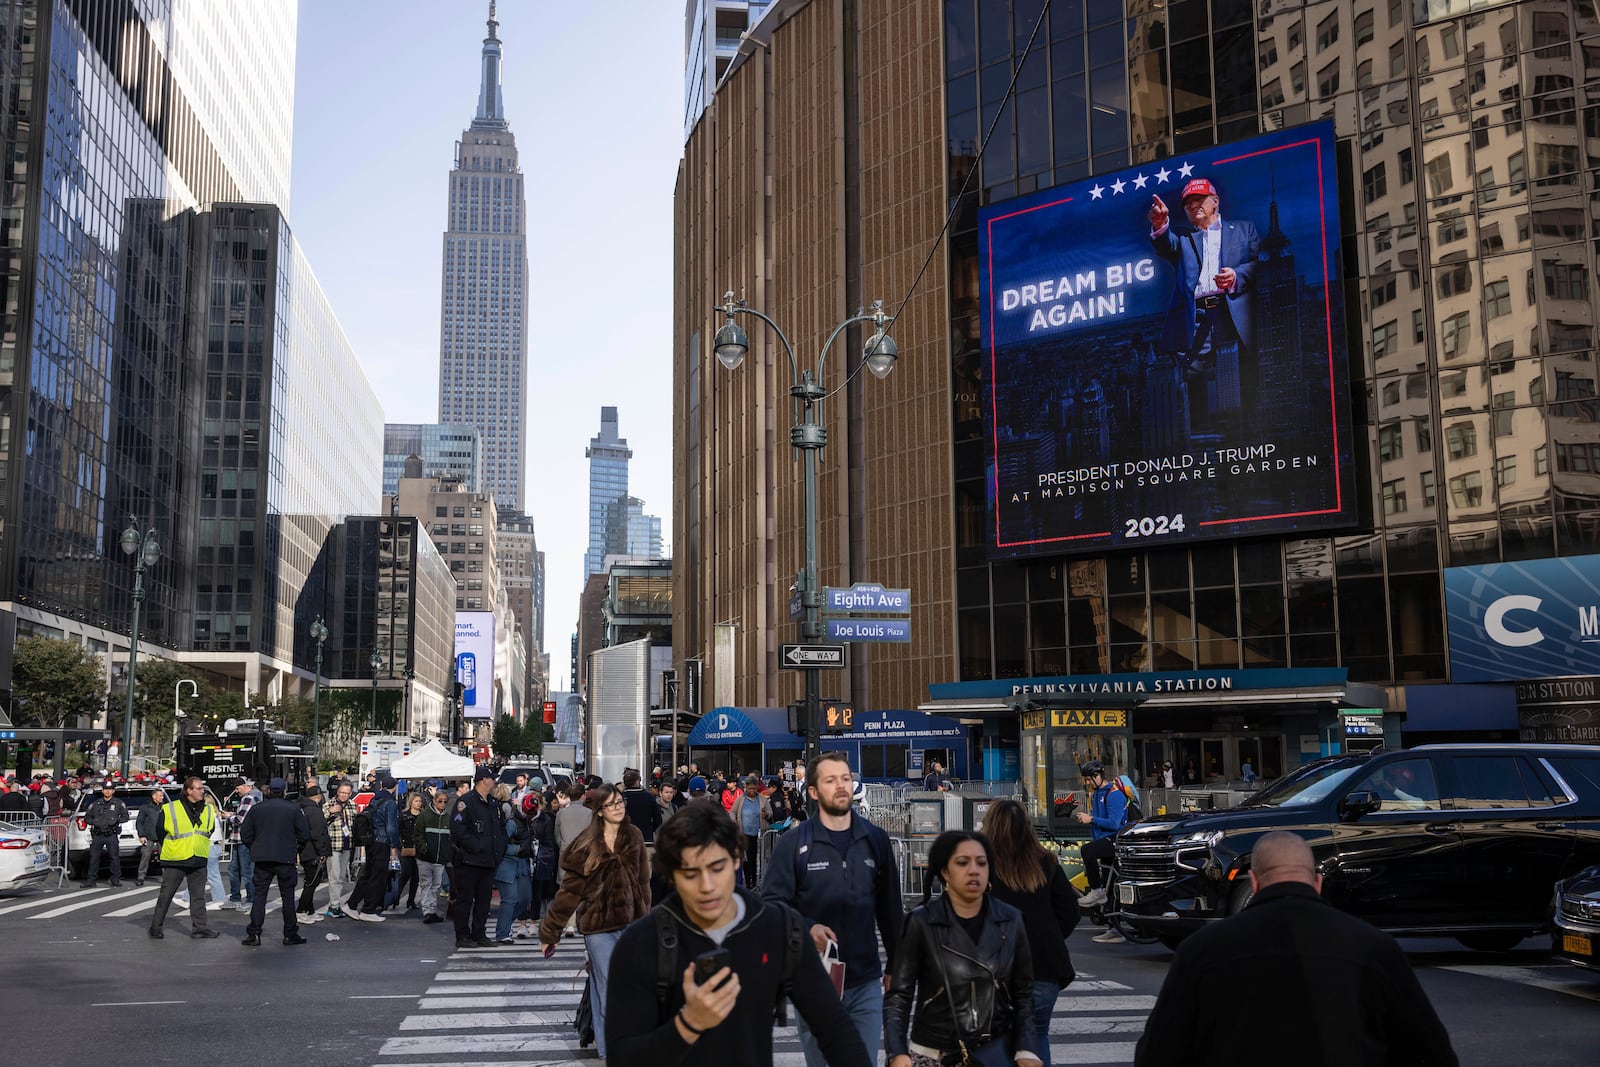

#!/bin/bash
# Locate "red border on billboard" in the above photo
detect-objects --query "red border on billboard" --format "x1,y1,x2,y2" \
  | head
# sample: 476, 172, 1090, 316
987, 136, 1344, 550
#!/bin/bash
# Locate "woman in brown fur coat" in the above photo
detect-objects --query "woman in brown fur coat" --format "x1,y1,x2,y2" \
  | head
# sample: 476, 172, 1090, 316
538, 782, 651, 1060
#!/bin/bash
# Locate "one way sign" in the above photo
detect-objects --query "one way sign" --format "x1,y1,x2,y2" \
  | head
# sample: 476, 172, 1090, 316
780, 644, 847, 669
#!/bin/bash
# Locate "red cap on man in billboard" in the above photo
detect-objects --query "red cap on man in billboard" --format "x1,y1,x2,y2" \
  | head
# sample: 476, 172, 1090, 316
1181, 178, 1217, 201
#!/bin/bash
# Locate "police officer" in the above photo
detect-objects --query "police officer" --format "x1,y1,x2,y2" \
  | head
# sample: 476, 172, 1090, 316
449, 767, 507, 949
239, 777, 310, 946
82, 780, 128, 887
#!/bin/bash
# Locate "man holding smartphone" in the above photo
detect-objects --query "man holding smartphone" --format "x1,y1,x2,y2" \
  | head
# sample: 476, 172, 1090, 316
605, 802, 871, 1066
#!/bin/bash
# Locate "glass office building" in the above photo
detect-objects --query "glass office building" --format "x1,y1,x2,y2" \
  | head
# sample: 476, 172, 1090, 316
0, 1, 380, 710
584, 406, 633, 579
382, 423, 484, 496
0, 0, 296, 644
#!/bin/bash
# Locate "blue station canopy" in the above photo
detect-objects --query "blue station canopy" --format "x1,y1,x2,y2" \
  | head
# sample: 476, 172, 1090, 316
687, 706, 764, 746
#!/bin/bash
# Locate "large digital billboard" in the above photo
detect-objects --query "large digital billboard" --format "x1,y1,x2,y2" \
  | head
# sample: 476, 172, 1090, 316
455, 611, 495, 719
980, 121, 1356, 559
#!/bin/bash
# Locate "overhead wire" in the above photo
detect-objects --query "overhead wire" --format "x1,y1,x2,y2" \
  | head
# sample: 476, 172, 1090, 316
879, 0, 1055, 343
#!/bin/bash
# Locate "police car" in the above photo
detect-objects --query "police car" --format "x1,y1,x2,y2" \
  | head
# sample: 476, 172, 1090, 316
0, 818, 51, 891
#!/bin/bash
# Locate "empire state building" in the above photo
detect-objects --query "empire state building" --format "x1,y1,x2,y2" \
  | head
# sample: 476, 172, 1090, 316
439, 2, 528, 512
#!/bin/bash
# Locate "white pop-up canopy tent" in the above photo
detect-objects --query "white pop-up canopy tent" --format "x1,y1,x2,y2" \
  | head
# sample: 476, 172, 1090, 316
388, 739, 475, 780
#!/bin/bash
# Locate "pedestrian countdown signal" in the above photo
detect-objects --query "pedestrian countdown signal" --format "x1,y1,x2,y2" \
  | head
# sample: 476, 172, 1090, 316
823, 702, 854, 734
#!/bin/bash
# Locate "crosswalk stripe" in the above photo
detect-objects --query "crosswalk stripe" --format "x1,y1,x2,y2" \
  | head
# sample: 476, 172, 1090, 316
29, 886, 151, 918
1059, 994, 1157, 1012
398, 1011, 572, 1030
1050, 1017, 1146, 1035
0, 893, 91, 917
432, 970, 580, 981
425, 983, 584, 995
419, 995, 578, 1010
1058, 1041, 1141, 1063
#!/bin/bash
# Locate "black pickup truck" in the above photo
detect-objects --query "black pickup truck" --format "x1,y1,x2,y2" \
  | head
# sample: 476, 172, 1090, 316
1113, 743, 1600, 951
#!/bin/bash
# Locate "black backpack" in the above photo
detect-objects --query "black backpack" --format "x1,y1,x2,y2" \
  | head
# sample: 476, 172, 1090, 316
351, 810, 376, 847
654, 902, 804, 1025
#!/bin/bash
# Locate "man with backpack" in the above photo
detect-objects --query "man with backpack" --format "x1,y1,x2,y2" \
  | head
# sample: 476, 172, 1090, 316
1074, 759, 1137, 944
761, 751, 902, 1067
606, 800, 871, 1066
346, 773, 398, 921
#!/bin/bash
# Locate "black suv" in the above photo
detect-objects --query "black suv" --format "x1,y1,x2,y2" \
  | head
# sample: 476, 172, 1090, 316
1113, 743, 1600, 951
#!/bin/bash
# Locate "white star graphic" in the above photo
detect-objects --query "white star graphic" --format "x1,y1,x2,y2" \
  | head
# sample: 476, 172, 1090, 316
1111, 178, 1126, 195
1178, 161, 1195, 179
1154, 166, 1171, 184
1132, 173, 1148, 190
1089, 184, 1104, 200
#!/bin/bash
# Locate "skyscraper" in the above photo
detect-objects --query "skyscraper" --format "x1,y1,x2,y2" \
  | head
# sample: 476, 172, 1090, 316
438, 2, 528, 512
584, 407, 632, 578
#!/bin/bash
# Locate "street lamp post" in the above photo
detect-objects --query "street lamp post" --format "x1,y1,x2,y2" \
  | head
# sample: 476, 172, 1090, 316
119, 521, 161, 778
712, 291, 898, 766
369, 649, 384, 731
309, 616, 328, 756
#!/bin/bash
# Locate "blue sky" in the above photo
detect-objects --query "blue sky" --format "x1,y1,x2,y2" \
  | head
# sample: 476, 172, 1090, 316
290, 0, 683, 690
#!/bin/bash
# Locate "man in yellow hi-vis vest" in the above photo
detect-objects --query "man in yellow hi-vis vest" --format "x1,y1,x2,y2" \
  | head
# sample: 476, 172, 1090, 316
148, 776, 222, 939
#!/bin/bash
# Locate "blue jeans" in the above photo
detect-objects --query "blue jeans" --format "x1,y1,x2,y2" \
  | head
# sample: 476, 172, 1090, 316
797, 977, 882, 1067
206, 849, 225, 902
1031, 979, 1061, 1066
585, 929, 621, 1058
228, 842, 254, 902
492, 855, 527, 941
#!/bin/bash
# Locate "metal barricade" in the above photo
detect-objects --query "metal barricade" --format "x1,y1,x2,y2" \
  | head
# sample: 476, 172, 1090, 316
952, 779, 1026, 801
0, 812, 68, 889
888, 835, 937, 907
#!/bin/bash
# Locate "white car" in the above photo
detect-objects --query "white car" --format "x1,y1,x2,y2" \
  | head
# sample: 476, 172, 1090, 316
0, 819, 52, 891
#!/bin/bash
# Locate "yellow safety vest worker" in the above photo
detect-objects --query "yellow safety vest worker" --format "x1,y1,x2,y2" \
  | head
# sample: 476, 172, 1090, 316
159, 799, 215, 863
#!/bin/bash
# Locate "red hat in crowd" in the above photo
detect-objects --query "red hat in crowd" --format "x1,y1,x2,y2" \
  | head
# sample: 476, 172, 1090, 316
1181, 178, 1217, 201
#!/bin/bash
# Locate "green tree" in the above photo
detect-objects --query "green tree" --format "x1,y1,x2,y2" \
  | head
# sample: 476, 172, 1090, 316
11, 637, 105, 729
492, 713, 522, 760
124, 658, 197, 750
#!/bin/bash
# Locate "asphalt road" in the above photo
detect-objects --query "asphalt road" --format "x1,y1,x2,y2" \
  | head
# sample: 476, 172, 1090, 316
3, 876, 1599, 1065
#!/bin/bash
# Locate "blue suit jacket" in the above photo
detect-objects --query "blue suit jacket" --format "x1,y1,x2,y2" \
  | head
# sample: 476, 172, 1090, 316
1151, 218, 1260, 353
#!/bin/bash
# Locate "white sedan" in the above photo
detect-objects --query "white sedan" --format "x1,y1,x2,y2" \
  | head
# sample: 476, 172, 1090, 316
0, 819, 52, 892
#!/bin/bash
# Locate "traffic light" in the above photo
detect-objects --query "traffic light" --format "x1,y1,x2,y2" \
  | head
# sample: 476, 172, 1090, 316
787, 700, 808, 735
822, 701, 854, 734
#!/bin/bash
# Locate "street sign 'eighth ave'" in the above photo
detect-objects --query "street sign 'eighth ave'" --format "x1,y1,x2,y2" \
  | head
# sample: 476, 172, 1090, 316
824, 582, 912, 613
780, 643, 847, 669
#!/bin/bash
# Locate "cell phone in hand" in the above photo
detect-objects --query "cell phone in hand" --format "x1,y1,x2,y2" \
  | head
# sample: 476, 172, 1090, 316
692, 947, 732, 985
542, 942, 555, 959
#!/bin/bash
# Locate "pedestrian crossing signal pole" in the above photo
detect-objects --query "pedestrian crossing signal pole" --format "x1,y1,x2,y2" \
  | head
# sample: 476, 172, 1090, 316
713, 291, 898, 767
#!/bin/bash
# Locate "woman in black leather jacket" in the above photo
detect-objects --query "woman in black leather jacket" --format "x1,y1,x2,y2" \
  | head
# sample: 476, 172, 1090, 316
885, 830, 1043, 1067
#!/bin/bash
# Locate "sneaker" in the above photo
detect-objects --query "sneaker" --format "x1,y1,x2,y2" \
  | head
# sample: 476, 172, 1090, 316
172, 897, 190, 909
1078, 888, 1107, 908
207, 901, 227, 911
422, 913, 443, 924
297, 911, 323, 924
350, 910, 384, 923
325, 906, 345, 919
1091, 928, 1127, 944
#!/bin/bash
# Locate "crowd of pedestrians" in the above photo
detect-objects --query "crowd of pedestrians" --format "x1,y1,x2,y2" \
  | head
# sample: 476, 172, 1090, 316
4, 752, 1460, 1067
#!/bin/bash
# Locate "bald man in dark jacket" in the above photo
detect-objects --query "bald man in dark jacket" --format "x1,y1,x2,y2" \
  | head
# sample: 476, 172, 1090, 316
1135, 831, 1456, 1066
